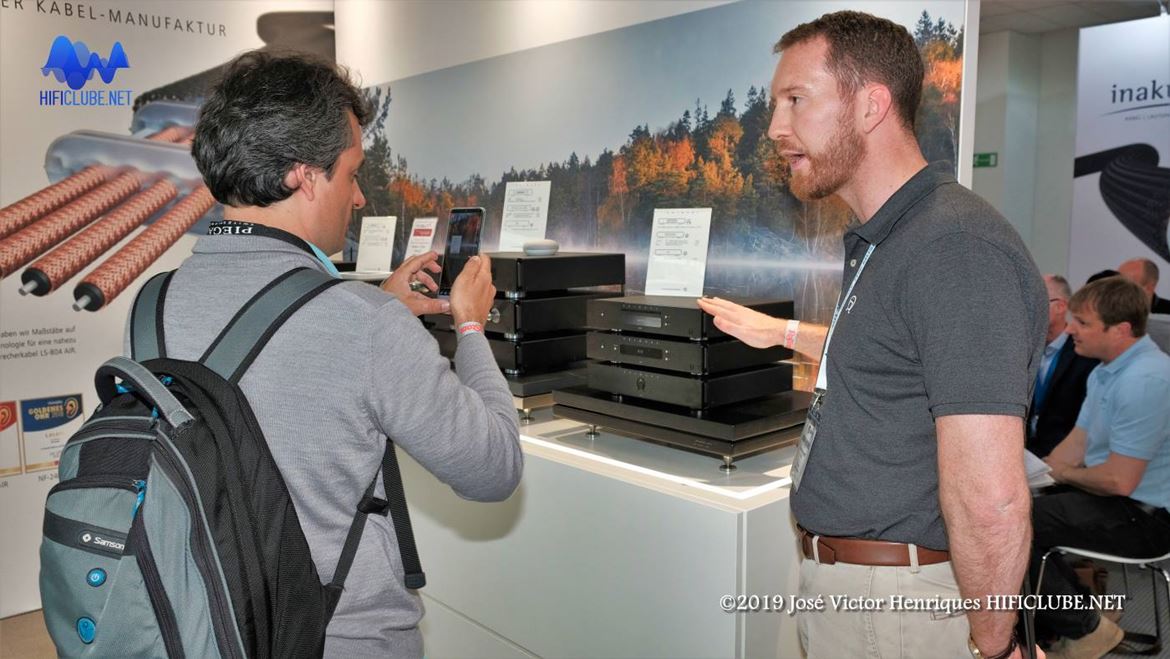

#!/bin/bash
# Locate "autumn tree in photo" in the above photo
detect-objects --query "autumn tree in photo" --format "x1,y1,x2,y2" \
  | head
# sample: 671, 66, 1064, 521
356, 11, 965, 305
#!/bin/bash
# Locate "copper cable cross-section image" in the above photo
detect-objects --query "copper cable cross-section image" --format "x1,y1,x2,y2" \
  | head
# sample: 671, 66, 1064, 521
0, 165, 114, 240
0, 171, 143, 279
73, 186, 215, 311
19, 179, 179, 296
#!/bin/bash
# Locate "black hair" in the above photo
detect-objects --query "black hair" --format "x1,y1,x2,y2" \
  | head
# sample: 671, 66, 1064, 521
193, 50, 371, 207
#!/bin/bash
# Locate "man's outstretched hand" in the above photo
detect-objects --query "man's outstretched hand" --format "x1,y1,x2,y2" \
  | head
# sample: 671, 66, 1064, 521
696, 297, 785, 348
381, 250, 449, 316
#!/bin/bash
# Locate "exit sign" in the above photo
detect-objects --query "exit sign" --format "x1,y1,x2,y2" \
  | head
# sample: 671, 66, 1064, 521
973, 152, 998, 168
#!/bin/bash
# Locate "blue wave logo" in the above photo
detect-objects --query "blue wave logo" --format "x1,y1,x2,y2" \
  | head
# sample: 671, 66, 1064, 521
41, 35, 129, 91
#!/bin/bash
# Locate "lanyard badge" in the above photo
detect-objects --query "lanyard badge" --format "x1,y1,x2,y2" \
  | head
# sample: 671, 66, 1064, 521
790, 244, 875, 492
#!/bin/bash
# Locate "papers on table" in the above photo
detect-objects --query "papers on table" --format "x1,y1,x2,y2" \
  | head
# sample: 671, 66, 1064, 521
403, 217, 438, 260
355, 216, 397, 274
1026, 449, 1055, 490
498, 181, 551, 252
644, 208, 712, 296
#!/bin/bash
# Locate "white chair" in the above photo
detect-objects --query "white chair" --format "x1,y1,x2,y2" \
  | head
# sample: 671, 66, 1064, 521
1038, 546, 1170, 655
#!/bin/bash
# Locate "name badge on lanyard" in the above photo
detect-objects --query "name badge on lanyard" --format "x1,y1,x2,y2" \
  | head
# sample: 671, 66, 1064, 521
790, 243, 875, 492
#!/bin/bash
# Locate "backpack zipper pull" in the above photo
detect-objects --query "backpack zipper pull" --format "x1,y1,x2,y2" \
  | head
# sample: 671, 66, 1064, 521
133, 480, 147, 519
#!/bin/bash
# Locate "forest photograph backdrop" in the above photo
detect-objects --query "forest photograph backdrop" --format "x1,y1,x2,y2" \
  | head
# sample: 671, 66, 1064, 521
352, 2, 966, 383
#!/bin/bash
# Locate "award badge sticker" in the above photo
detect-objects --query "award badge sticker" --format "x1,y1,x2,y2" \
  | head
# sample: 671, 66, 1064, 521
20, 394, 84, 473
0, 402, 21, 477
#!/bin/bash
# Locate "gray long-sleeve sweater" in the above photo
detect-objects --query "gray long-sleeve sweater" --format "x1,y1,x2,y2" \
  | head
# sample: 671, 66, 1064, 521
123, 234, 523, 657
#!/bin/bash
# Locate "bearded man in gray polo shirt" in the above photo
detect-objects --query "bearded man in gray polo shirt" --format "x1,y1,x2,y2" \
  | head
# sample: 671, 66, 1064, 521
699, 11, 1047, 659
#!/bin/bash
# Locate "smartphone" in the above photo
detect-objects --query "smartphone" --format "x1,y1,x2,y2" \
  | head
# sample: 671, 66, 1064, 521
439, 207, 486, 293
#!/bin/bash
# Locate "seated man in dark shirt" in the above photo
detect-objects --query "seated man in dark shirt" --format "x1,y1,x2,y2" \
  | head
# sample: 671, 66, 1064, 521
1027, 274, 1098, 458
1033, 277, 1170, 659
1119, 257, 1170, 314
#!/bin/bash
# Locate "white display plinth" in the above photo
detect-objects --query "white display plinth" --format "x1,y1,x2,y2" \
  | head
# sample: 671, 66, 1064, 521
402, 409, 803, 658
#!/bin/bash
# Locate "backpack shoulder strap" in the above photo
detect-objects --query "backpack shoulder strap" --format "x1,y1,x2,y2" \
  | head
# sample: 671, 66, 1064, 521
199, 267, 341, 383
325, 440, 426, 621
130, 270, 175, 361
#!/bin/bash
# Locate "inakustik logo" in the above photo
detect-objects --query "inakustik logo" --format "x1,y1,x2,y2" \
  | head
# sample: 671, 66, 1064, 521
39, 35, 132, 107
64, 397, 80, 418
1105, 79, 1170, 116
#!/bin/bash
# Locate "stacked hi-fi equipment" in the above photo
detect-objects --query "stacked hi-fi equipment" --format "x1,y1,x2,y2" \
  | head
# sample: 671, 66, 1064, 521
424, 252, 625, 419
554, 295, 811, 470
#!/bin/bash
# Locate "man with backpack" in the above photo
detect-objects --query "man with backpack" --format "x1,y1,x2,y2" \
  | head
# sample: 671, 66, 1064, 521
124, 51, 520, 657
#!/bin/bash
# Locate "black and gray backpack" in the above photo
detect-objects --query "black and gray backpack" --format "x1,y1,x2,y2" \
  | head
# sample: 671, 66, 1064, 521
39, 267, 426, 658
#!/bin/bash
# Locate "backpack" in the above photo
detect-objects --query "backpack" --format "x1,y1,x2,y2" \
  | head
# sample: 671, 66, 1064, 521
39, 267, 426, 658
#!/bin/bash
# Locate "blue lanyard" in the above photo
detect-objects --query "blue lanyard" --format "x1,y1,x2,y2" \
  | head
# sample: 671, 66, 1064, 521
815, 243, 876, 392
307, 242, 342, 278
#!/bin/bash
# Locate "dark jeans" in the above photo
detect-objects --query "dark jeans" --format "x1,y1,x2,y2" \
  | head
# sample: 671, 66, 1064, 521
1030, 487, 1170, 640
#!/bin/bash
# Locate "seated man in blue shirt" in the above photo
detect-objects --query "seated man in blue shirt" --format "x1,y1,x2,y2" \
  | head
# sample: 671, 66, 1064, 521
1032, 276, 1170, 659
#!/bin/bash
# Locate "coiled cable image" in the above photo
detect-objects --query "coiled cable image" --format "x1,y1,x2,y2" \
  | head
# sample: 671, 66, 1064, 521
1074, 144, 1170, 262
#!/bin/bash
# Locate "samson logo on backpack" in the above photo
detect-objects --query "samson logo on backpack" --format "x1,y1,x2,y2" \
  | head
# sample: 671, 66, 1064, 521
39, 267, 425, 658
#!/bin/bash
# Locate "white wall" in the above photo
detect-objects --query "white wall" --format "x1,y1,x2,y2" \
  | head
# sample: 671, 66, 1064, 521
335, 0, 731, 85
972, 32, 1011, 220
972, 30, 1045, 265
1030, 28, 1079, 278
971, 26, 1084, 280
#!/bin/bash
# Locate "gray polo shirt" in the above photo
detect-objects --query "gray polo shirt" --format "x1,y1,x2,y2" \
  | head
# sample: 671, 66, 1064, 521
790, 163, 1047, 550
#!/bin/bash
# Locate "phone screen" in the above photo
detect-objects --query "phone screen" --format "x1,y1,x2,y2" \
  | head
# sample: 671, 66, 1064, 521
440, 207, 485, 291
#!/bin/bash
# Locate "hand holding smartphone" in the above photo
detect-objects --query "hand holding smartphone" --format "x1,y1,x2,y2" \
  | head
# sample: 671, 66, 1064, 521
439, 207, 486, 293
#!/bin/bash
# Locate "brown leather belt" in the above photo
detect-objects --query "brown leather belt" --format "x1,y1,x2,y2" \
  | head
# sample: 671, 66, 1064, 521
798, 526, 950, 567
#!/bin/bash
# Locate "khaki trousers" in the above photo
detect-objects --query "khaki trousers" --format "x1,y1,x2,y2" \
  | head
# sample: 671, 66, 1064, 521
797, 558, 972, 658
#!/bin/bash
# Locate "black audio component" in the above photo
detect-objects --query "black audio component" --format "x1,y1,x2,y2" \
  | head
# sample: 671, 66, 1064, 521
426, 291, 614, 338
430, 329, 586, 375
487, 252, 624, 295
586, 332, 790, 375
587, 296, 793, 340
554, 386, 810, 439
552, 386, 812, 467
506, 365, 587, 399
586, 362, 792, 409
